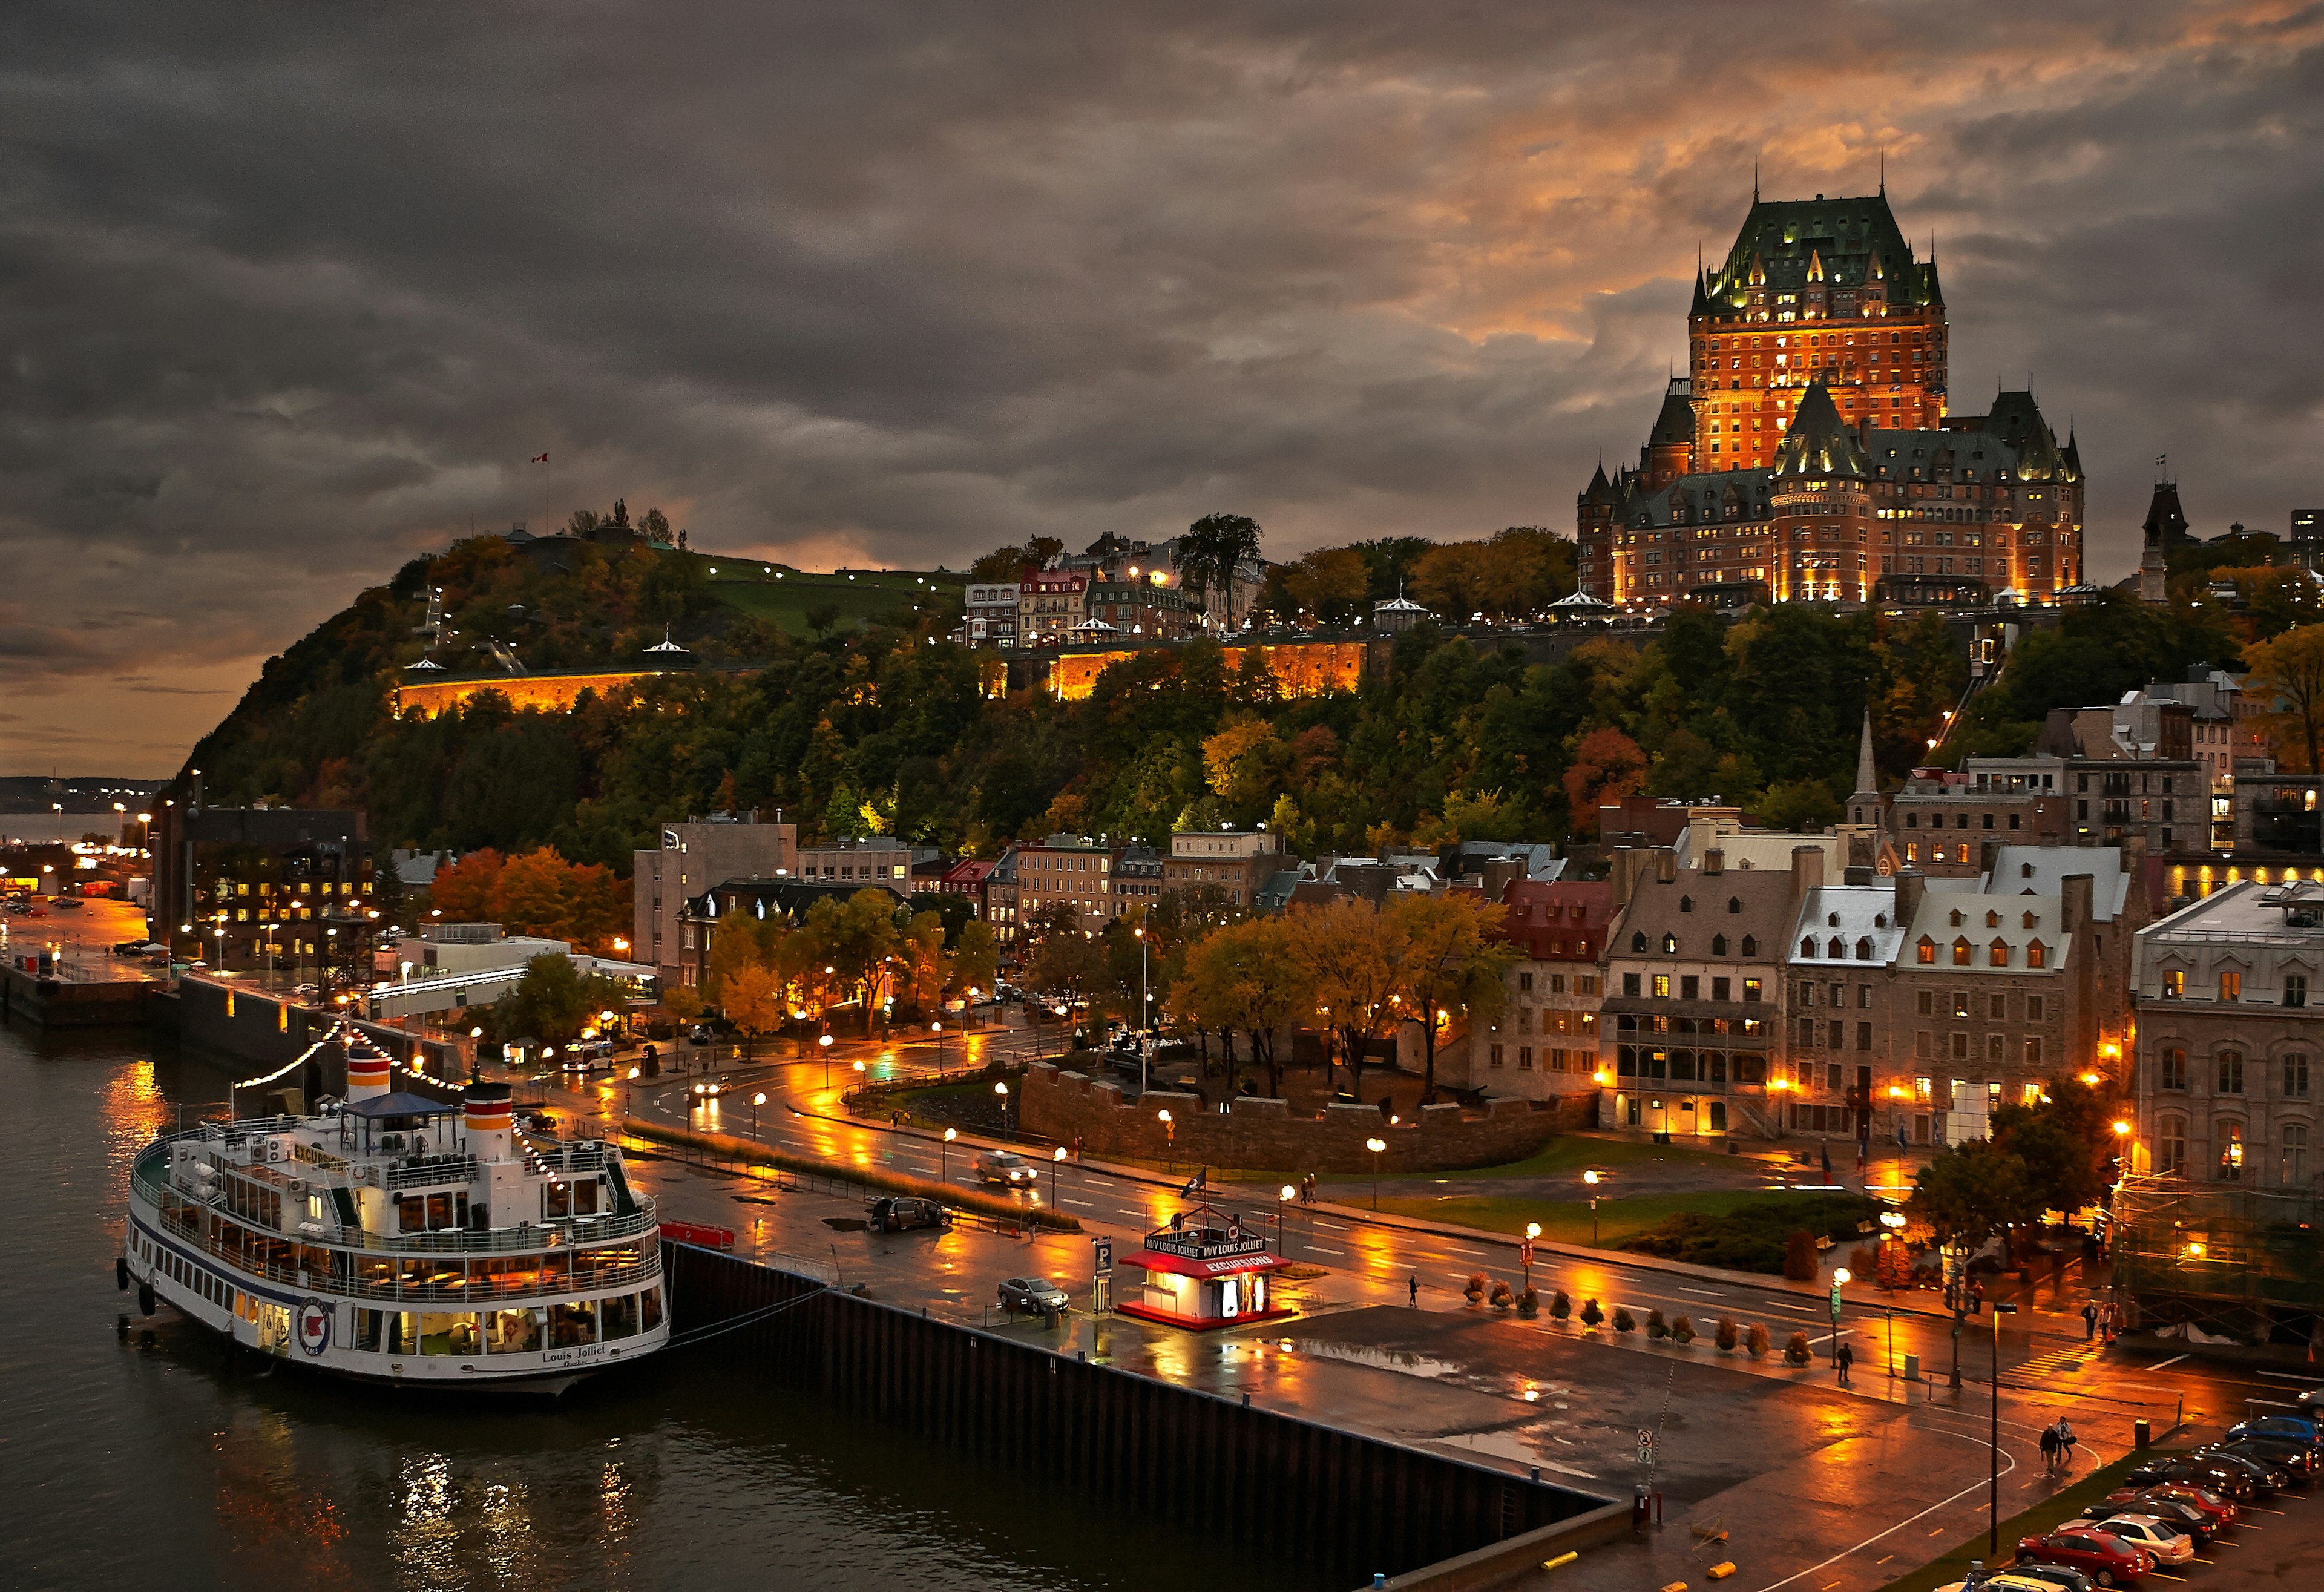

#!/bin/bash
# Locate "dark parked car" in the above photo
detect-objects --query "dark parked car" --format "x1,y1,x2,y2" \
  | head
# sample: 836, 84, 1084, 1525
2225, 1415, 2322, 1447
2124, 1455, 2254, 1501
868, 1196, 953, 1234
997, 1276, 1069, 1314
2188, 1446, 2290, 1493
111, 938, 156, 956
2096, 1491, 2222, 1541
2197, 1439, 2305, 1484
2015, 1528, 2152, 1587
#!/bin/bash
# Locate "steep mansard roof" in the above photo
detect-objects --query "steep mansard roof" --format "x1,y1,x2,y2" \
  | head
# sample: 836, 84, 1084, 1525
1701, 192, 1940, 313
1648, 378, 1696, 448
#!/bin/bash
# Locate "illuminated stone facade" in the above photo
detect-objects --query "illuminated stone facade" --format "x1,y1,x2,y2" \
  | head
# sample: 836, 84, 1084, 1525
1041, 640, 1367, 703
1577, 189, 2084, 610
394, 669, 685, 719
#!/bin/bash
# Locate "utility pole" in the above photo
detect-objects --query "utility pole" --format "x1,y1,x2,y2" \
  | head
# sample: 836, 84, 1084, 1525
1989, 1301, 2017, 1557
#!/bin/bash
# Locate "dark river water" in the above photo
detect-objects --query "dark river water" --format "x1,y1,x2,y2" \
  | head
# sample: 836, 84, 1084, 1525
0, 1022, 1301, 1591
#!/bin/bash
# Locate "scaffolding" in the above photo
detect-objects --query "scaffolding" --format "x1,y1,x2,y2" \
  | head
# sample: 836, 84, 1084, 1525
2112, 1172, 2324, 1347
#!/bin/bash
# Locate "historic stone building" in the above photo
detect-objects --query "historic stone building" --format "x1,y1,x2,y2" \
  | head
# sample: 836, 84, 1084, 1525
1577, 188, 2084, 610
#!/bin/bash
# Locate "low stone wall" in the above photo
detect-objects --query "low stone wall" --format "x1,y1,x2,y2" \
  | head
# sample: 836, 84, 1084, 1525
1019, 1062, 1595, 1173
0, 965, 154, 1028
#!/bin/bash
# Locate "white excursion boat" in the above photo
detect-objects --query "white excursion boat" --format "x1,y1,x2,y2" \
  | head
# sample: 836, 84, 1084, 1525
121, 1033, 670, 1392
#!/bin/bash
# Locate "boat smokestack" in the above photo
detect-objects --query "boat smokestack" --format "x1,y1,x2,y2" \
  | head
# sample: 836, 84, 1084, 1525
343, 1035, 392, 1102
463, 1081, 514, 1162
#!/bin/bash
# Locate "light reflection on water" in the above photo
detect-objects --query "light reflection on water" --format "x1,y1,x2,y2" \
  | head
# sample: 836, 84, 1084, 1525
2, 1024, 1316, 1591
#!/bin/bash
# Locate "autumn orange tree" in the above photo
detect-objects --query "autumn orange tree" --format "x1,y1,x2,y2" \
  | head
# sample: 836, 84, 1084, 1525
1172, 915, 1301, 1096
427, 846, 631, 952
1287, 897, 1407, 1102
1387, 891, 1518, 1101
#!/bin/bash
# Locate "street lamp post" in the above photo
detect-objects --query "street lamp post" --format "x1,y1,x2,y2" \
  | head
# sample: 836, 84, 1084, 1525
1051, 1145, 1066, 1209
752, 1091, 767, 1143
1583, 1169, 1601, 1245
624, 1065, 640, 1120
1830, 1266, 1851, 1369
942, 1126, 957, 1183
996, 1080, 1011, 1141
1523, 1222, 1541, 1294
1365, 1137, 1386, 1209
818, 1030, 833, 1090
1279, 1185, 1296, 1258
1989, 1301, 2018, 1556
1135, 925, 1149, 1048
1157, 1108, 1173, 1160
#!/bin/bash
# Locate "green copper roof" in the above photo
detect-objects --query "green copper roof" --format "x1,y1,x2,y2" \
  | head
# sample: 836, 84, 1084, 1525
1702, 191, 1939, 312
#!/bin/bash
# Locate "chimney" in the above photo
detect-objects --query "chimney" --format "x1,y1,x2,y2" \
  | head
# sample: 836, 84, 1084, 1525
343, 1033, 392, 1103
1895, 868, 1927, 929
1656, 850, 1678, 885
1844, 865, 1873, 886
1790, 844, 1825, 902
1704, 847, 1725, 877
1610, 846, 1647, 904
2062, 873, 2095, 936
462, 1080, 515, 1164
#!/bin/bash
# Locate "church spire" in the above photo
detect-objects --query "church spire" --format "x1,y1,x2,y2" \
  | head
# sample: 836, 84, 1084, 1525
1847, 709, 1885, 831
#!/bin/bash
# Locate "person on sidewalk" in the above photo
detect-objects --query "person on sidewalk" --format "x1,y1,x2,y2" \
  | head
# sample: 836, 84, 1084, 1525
2056, 1418, 2077, 1468
1408, 1274, 1419, 1306
2040, 1423, 2060, 1471
2081, 1300, 2098, 1341
1836, 1340, 1854, 1387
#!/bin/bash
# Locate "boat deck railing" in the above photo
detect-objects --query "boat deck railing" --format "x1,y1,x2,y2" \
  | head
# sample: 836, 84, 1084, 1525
148, 1203, 663, 1306
132, 1141, 657, 1255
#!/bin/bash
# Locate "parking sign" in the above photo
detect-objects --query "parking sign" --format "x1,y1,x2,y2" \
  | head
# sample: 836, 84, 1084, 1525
1093, 1238, 1113, 1278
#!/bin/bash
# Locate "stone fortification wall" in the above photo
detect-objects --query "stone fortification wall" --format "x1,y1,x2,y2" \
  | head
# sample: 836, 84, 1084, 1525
1018, 1061, 1594, 1173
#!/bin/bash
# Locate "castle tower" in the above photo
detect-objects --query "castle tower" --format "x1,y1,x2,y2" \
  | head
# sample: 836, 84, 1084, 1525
1642, 376, 1696, 488
2139, 465, 2189, 606
1689, 190, 1948, 471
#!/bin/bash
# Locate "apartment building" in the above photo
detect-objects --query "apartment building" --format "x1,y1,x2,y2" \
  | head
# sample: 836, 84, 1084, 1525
792, 837, 920, 894
1018, 571, 1089, 645
1014, 833, 1114, 933
983, 847, 1021, 952
965, 582, 1022, 648
1161, 827, 1285, 909
631, 811, 795, 989
1596, 846, 1816, 1139
2133, 880, 2322, 1190
1111, 844, 1163, 918
1465, 880, 1614, 1100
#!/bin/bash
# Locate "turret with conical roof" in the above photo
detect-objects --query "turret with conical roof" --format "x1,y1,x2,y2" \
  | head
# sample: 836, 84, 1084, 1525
2138, 470, 2190, 605
1643, 376, 1696, 487
1846, 709, 1885, 831
1770, 380, 1868, 478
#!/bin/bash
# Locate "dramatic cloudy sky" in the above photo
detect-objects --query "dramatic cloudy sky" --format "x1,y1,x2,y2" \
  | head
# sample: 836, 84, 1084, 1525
4, 2, 2321, 774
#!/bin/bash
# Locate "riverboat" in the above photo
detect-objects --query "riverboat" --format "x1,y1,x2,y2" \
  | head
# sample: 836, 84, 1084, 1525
120, 1032, 669, 1392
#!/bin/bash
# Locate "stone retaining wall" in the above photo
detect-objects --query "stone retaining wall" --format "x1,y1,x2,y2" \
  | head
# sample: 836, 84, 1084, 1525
1019, 1061, 1595, 1173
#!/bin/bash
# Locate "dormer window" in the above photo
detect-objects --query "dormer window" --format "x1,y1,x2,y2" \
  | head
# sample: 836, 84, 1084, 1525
1827, 912, 1840, 927
1986, 910, 2001, 929
1631, 932, 1649, 953
1713, 934, 1730, 956
2021, 863, 2034, 878
1680, 895, 1693, 912
1740, 936, 1758, 956
1729, 898, 1743, 913
1953, 937, 1973, 966
1856, 937, 1874, 960
1989, 939, 2011, 967
1801, 936, 1818, 958
2023, 911, 2038, 930
1916, 936, 1937, 965
1661, 933, 1680, 954
1828, 936, 1845, 958
2027, 939, 2049, 969
1949, 909, 1964, 927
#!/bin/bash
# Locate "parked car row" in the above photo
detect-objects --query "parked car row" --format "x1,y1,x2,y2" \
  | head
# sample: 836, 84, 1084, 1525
1943, 1403, 2322, 1590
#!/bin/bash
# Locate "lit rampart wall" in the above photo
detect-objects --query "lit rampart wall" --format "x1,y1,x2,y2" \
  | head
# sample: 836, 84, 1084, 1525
393, 670, 677, 719
1042, 640, 1368, 702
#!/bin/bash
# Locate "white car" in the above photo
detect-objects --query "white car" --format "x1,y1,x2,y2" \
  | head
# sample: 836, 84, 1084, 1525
2061, 1515, 2197, 1565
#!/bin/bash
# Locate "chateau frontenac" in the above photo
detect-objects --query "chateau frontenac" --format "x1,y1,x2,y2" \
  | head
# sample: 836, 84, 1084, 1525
1578, 186, 2083, 610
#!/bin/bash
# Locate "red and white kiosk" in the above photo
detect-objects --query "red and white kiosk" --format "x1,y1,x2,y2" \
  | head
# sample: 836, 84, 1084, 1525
1117, 1203, 1292, 1330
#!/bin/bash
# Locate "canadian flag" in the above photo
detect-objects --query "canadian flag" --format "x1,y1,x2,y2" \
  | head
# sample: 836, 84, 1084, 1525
532, 453, 550, 464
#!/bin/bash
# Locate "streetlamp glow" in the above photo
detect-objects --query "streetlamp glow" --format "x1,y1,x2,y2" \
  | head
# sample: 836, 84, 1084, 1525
996, 1079, 1012, 1140
1833, 1268, 1852, 1285
941, 1125, 957, 1183
1364, 1136, 1387, 1209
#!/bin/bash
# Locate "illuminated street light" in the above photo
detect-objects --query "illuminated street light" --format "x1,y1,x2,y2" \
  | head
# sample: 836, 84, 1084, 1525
1583, 1169, 1602, 1244
1523, 1220, 1541, 1293
1051, 1144, 1066, 1207
941, 1125, 957, 1182
751, 1090, 767, 1142
996, 1079, 1012, 1140
1365, 1136, 1387, 1209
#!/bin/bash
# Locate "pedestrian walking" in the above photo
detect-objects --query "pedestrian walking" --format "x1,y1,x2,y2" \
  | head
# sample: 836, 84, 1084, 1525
2040, 1423, 2060, 1470
1408, 1274, 1419, 1307
1836, 1340, 1854, 1387
1970, 1278, 1985, 1316
2057, 1418, 2077, 1468
2101, 1302, 2118, 1346
2081, 1300, 2098, 1341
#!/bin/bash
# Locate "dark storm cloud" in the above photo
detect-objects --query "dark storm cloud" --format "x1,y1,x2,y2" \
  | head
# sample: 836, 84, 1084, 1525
3, 2, 2322, 768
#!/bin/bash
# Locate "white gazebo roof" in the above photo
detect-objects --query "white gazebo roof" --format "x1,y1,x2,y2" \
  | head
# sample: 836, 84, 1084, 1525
1548, 590, 1613, 610
402, 657, 446, 672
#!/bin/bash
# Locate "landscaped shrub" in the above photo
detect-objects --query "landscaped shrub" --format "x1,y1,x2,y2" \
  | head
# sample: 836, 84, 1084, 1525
1581, 1297, 1604, 1327
1489, 1280, 1514, 1309
1465, 1271, 1488, 1303
1715, 1317, 1738, 1351
1672, 1315, 1696, 1344
1784, 1331, 1812, 1365
1782, 1229, 1821, 1281
1519, 1285, 1539, 1316
1848, 1243, 1881, 1277
1617, 1194, 1881, 1275
1646, 1307, 1669, 1340
1613, 1307, 1636, 1334
1551, 1291, 1571, 1320
1746, 1322, 1770, 1358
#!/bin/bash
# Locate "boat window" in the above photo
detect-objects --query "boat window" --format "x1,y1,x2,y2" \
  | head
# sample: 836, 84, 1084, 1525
641, 1286, 664, 1333
602, 1294, 641, 1340
544, 1181, 572, 1219
487, 1308, 543, 1354
397, 1194, 425, 1234
355, 1308, 386, 1351
571, 1180, 600, 1217
550, 1301, 599, 1347
427, 1192, 454, 1229
419, 1312, 479, 1357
